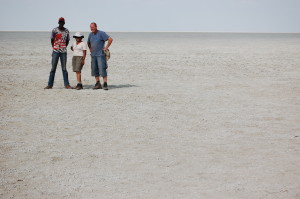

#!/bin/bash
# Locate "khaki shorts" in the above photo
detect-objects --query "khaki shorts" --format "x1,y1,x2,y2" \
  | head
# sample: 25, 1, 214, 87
72, 56, 83, 72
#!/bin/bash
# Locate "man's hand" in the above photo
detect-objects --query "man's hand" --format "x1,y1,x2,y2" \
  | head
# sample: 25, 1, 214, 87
81, 59, 85, 65
51, 39, 54, 48
103, 37, 113, 51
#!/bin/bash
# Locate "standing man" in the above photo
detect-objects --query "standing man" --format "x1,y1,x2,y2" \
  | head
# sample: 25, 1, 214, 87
45, 17, 72, 89
88, 22, 113, 90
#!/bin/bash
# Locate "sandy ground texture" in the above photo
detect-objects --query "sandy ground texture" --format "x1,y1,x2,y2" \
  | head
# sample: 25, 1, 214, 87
1, 32, 300, 198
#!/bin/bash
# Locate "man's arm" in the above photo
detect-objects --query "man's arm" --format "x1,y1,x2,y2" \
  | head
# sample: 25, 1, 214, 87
66, 30, 70, 47
103, 37, 113, 51
50, 29, 55, 48
88, 42, 92, 52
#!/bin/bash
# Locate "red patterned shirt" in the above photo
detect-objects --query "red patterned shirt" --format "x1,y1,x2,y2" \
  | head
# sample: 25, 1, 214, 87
51, 27, 70, 53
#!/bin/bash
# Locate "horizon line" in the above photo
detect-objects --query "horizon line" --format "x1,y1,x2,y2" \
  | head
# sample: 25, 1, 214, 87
0, 30, 300, 34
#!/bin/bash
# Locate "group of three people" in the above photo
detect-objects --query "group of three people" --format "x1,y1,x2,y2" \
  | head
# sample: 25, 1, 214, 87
44, 17, 113, 90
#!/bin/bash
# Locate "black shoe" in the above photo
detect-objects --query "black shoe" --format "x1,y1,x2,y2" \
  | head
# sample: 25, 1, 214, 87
103, 82, 108, 90
76, 83, 83, 90
65, 85, 73, 89
93, 81, 102, 89
44, 85, 52, 89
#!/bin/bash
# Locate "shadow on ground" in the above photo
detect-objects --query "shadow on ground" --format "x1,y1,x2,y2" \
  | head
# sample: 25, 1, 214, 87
83, 84, 138, 90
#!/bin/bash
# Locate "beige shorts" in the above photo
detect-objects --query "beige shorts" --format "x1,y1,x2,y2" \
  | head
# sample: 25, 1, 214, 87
72, 56, 83, 72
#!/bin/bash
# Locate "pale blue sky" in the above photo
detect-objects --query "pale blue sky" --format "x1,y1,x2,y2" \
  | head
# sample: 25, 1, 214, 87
0, 0, 299, 32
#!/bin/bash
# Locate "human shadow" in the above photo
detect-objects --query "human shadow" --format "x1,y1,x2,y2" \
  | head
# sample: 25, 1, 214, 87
83, 84, 138, 90
109, 84, 138, 89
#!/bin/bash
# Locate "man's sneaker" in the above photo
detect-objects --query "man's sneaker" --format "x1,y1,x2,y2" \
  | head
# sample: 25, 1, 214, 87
76, 83, 83, 90
44, 85, 53, 89
65, 85, 73, 89
103, 82, 108, 90
93, 81, 102, 89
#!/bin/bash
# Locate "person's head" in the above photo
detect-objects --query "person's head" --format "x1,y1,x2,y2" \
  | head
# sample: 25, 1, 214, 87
73, 32, 84, 42
75, 37, 82, 42
90, 22, 97, 33
58, 17, 65, 28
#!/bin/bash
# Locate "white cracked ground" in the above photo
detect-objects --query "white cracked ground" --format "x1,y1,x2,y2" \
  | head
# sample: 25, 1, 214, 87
0, 32, 300, 198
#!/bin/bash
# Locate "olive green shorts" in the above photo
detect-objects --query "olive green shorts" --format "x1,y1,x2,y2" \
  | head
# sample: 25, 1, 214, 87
72, 56, 83, 72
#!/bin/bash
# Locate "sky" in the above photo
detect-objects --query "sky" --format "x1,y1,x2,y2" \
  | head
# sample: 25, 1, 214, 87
0, 0, 299, 32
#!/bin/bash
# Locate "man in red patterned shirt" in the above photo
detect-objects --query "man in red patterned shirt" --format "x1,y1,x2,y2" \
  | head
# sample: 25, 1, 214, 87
45, 17, 72, 89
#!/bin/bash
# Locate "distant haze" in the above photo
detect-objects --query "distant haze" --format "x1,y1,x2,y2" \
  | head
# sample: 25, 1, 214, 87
0, 0, 299, 32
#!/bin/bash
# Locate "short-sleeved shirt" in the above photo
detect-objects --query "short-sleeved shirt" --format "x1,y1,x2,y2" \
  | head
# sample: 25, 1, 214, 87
51, 27, 70, 53
71, 41, 87, 56
87, 30, 110, 56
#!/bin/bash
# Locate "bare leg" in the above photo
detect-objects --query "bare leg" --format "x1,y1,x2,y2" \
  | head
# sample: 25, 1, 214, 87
95, 76, 100, 83
76, 72, 81, 83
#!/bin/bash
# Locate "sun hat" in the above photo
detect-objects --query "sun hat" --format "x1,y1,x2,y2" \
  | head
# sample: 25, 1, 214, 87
103, 49, 110, 68
73, 32, 84, 38
104, 49, 110, 61
58, 17, 65, 22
